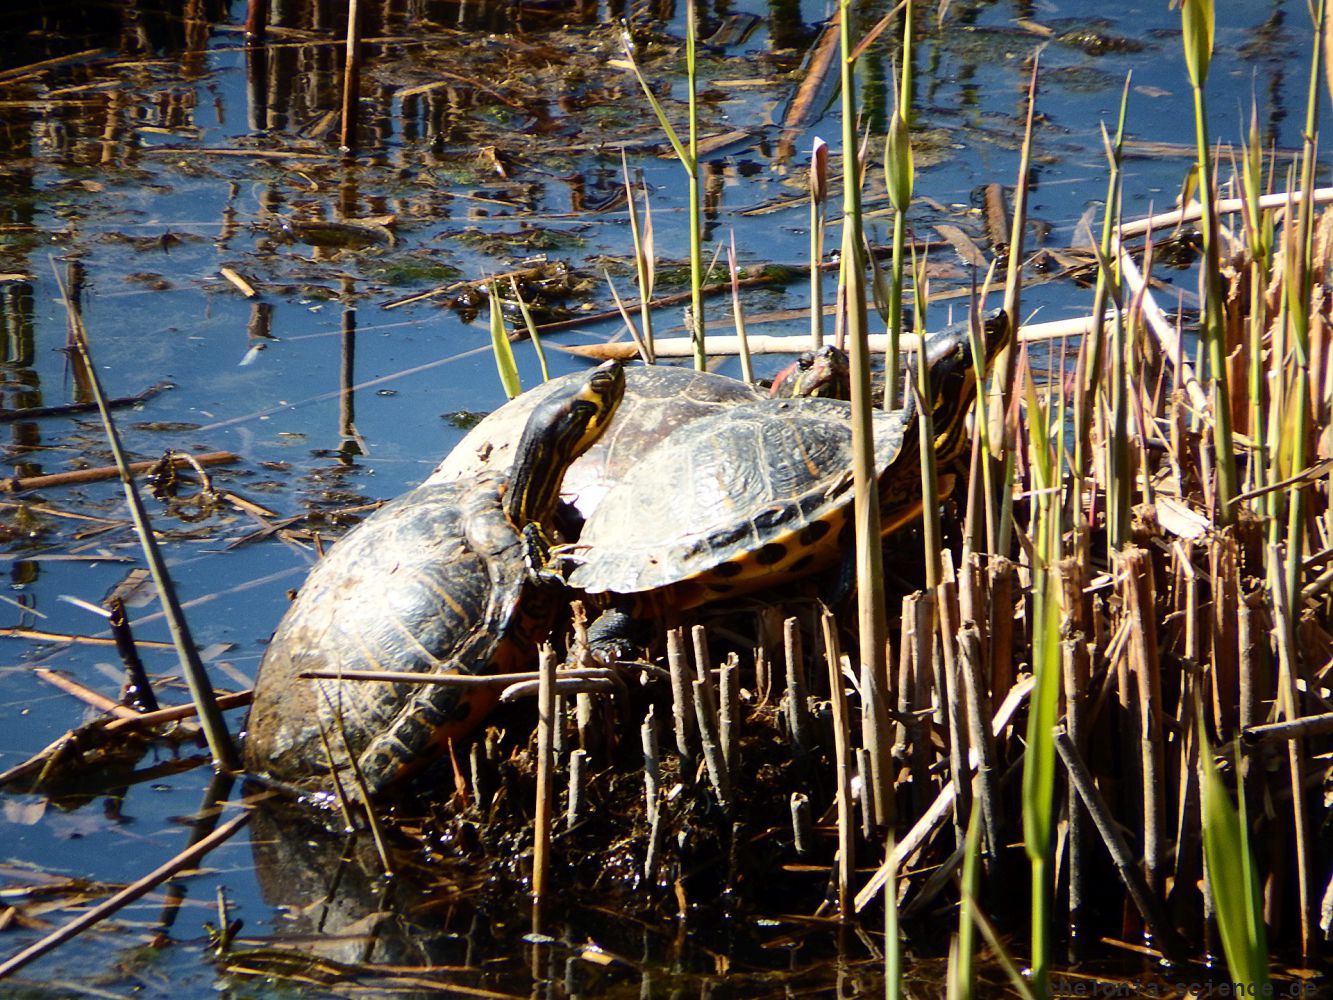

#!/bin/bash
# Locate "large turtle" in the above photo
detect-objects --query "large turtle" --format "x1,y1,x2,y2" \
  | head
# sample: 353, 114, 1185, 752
429, 347, 848, 525
559, 311, 1011, 611
244, 360, 625, 796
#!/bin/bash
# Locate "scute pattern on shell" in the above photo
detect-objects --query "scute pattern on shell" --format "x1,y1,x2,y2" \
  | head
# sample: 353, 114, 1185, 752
566, 397, 909, 596
244, 474, 550, 793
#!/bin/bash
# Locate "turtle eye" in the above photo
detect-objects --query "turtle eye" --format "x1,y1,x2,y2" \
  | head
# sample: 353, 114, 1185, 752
797, 354, 814, 371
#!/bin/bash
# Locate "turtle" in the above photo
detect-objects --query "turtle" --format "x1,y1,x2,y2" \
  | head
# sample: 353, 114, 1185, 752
559, 310, 1011, 611
243, 359, 625, 796
428, 346, 849, 527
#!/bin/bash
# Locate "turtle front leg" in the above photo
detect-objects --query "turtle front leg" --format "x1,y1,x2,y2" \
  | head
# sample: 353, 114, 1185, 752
521, 521, 566, 586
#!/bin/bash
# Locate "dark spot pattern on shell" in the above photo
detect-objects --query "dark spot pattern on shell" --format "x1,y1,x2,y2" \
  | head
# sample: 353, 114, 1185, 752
799, 520, 832, 546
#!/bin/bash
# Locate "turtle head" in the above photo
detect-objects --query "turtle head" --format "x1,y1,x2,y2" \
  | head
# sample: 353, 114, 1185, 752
923, 309, 1011, 464
506, 360, 625, 524
769, 345, 851, 400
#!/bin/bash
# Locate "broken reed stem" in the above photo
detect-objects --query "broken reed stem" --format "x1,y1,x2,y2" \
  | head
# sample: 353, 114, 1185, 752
719, 653, 740, 781
959, 624, 1000, 867
783, 616, 812, 754
689, 627, 729, 803
856, 746, 875, 841
908, 593, 936, 813
470, 742, 490, 813
532, 645, 558, 925
567, 748, 587, 829
642, 707, 660, 830
822, 610, 854, 920
106, 597, 159, 713
856, 676, 1035, 911
1054, 727, 1183, 962
791, 792, 814, 857
692, 677, 730, 805
298, 666, 621, 687
1244, 712, 1333, 743
666, 627, 697, 776
3, 451, 240, 493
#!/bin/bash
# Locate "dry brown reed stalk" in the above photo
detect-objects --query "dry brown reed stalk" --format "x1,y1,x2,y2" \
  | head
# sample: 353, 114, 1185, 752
856, 676, 1034, 911
1053, 728, 1182, 962
937, 567, 970, 850
532, 644, 558, 927
640, 708, 664, 881
689, 627, 730, 803
908, 592, 936, 813
691, 675, 729, 805
470, 741, 490, 813
338, 0, 362, 153
783, 616, 812, 755
4, 451, 240, 494
666, 627, 697, 777
1119, 547, 1167, 900
959, 625, 1000, 870
566, 749, 587, 829
822, 611, 854, 919
719, 653, 740, 781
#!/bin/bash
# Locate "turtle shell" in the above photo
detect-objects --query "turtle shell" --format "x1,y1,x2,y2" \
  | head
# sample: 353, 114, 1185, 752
430, 365, 764, 520
563, 397, 913, 610
245, 359, 625, 796
244, 475, 555, 794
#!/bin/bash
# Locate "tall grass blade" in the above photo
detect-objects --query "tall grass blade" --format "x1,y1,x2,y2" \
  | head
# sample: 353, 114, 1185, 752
1197, 719, 1270, 989
488, 280, 522, 398
1020, 356, 1062, 997
508, 276, 549, 382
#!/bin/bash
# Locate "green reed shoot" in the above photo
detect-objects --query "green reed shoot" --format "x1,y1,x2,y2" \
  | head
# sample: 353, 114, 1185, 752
620, 4, 705, 368
988, 56, 1038, 560
883, 2, 914, 411
1072, 75, 1130, 537
885, 836, 901, 1000
910, 246, 943, 591
1281, 0, 1323, 637
727, 232, 754, 383
838, 0, 893, 831
1020, 359, 1063, 999
1198, 725, 1270, 990
508, 277, 549, 382
1237, 99, 1273, 507
947, 808, 982, 1000
1181, 0, 1239, 522
488, 280, 521, 397
622, 150, 657, 363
